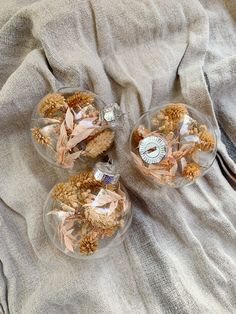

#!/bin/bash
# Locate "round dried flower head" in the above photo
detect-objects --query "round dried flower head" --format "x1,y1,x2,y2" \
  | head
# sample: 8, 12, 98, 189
79, 232, 99, 255
31, 128, 51, 146
52, 182, 78, 207
182, 163, 201, 181
38, 93, 66, 117
162, 103, 188, 122
84, 206, 119, 229
67, 92, 94, 110
198, 130, 215, 151
84, 130, 114, 158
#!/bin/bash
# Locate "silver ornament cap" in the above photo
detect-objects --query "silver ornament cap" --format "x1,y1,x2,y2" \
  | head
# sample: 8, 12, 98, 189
101, 103, 123, 127
94, 162, 120, 185
139, 136, 167, 164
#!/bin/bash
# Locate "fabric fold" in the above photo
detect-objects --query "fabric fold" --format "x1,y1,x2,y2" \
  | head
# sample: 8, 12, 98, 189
0, 0, 236, 313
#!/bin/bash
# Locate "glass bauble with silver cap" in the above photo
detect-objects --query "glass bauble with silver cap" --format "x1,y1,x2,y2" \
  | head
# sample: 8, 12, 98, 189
30, 87, 123, 170
130, 103, 217, 188
43, 161, 132, 259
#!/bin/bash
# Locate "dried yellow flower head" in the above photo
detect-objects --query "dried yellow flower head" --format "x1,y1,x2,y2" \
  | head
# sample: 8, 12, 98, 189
79, 232, 99, 255
84, 206, 119, 229
38, 93, 66, 117
31, 128, 51, 146
69, 171, 101, 190
67, 92, 94, 110
52, 182, 78, 207
182, 163, 201, 180
84, 130, 114, 158
198, 130, 215, 151
162, 103, 188, 122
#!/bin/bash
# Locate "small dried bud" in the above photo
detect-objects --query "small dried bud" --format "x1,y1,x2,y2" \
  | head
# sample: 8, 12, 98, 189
31, 128, 51, 146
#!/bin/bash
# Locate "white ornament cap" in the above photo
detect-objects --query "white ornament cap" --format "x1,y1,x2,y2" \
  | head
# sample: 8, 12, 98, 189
139, 136, 167, 164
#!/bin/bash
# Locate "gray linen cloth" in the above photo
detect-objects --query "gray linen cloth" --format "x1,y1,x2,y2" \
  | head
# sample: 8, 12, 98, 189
0, 0, 236, 313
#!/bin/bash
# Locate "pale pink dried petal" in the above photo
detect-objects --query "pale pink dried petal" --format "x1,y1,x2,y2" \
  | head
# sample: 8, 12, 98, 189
57, 122, 68, 151
169, 161, 178, 176
79, 117, 97, 128
67, 128, 96, 149
64, 237, 74, 252
56, 147, 68, 166
65, 107, 74, 130
109, 200, 119, 212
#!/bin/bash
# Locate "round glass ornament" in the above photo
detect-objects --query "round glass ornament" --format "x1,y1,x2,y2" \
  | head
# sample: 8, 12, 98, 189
130, 103, 217, 188
43, 162, 132, 259
31, 87, 122, 170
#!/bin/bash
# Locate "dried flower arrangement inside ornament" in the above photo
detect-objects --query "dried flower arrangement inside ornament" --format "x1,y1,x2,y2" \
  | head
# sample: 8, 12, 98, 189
31, 88, 121, 169
43, 162, 132, 258
130, 103, 217, 188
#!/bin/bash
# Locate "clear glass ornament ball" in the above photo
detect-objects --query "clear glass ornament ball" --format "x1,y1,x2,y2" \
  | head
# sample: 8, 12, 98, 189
43, 166, 132, 259
130, 103, 217, 188
30, 87, 117, 170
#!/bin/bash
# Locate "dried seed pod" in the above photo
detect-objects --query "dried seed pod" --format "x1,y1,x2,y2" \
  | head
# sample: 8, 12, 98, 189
84, 130, 114, 158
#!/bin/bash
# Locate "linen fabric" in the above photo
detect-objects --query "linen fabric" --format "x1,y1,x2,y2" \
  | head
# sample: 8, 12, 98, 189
0, 0, 236, 313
